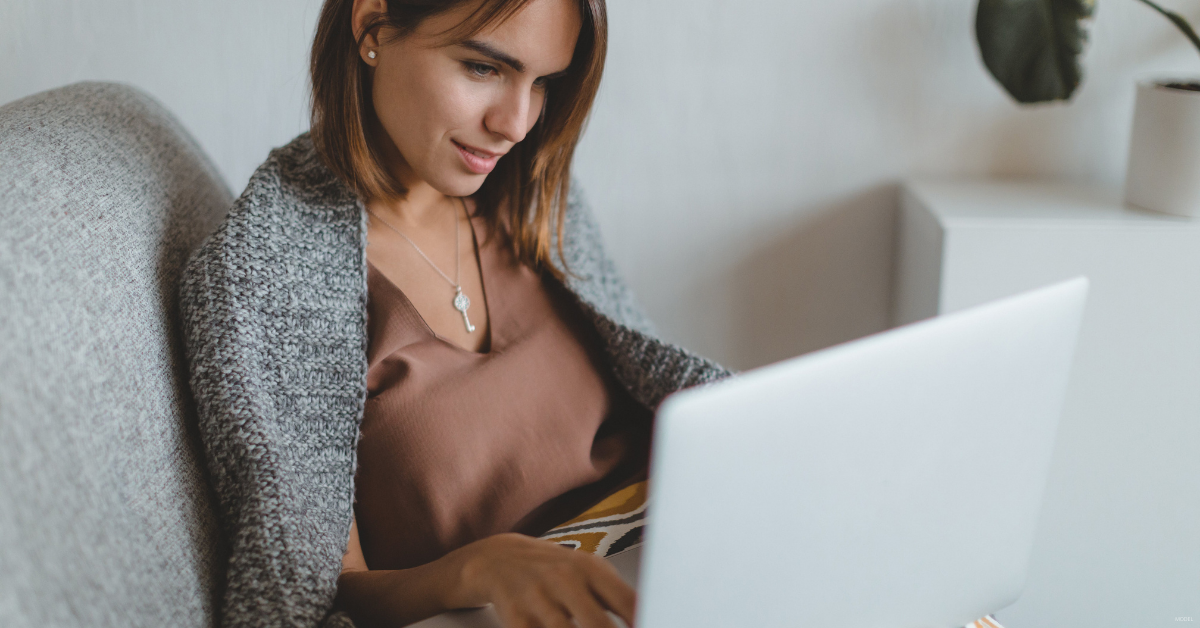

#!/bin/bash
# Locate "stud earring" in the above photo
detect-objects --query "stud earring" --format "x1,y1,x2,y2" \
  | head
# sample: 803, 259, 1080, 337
368, 50, 377, 59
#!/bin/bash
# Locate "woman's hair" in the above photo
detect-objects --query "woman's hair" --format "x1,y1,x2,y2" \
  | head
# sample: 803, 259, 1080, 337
310, 0, 607, 279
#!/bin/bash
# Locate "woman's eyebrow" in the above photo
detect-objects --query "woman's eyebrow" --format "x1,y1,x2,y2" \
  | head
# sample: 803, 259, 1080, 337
460, 40, 526, 73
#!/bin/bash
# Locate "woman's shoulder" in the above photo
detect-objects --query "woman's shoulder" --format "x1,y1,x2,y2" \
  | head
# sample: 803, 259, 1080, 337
196, 135, 362, 249
180, 132, 367, 309
554, 178, 610, 272
223, 133, 362, 233
548, 179, 660, 338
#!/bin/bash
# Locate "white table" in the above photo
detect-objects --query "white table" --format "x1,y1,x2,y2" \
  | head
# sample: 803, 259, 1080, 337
895, 179, 1200, 627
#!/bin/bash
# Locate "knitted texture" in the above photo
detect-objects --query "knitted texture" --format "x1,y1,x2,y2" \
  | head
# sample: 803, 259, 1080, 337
179, 133, 732, 628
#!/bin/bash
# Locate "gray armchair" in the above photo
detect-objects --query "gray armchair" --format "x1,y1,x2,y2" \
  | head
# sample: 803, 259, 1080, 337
0, 82, 231, 627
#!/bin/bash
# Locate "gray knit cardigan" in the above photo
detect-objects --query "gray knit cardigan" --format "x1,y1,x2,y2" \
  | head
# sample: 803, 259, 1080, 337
179, 133, 733, 628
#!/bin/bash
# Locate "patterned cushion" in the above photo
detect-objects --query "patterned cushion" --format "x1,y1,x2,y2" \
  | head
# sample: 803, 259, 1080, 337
540, 480, 647, 557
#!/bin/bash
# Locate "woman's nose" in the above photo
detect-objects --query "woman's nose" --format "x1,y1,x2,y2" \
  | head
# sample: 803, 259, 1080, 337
484, 85, 536, 145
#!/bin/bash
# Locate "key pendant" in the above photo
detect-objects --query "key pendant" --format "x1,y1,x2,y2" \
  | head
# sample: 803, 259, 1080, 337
453, 287, 476, 333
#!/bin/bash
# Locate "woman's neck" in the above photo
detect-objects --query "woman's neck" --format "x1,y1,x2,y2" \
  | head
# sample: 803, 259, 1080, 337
371, 136, 458, 228
372, 182, 454, 230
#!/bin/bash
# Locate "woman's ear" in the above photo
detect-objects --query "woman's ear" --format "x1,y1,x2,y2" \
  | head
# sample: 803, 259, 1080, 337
351, 0, 388, 67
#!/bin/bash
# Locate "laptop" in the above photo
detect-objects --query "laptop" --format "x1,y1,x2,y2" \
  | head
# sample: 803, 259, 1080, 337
418, 277, 1088, 628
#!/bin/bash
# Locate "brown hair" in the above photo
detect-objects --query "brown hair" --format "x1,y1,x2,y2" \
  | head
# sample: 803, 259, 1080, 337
310, 0, 607, 279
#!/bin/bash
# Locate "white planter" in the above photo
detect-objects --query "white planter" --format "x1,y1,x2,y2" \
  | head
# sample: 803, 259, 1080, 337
1124, 80, 1200, 218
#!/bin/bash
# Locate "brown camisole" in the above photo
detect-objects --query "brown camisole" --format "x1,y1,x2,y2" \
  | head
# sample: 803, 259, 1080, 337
354, 211, 653, 571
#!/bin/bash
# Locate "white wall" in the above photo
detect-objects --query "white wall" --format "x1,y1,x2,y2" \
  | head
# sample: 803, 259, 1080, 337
0, 0, 325, 201
579, 0, 1200, 370
5, 0, 1198, 370
4, 0, 1200, 625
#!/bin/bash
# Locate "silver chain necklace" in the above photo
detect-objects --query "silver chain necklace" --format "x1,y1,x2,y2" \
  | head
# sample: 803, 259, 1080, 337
366, 197, 476, 333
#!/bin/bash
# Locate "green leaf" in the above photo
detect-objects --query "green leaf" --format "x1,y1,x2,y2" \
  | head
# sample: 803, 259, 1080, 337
975, 0, 1096, 104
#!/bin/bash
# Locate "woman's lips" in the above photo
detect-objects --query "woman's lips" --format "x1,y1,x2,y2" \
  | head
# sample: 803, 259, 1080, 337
453, 140, 501, 174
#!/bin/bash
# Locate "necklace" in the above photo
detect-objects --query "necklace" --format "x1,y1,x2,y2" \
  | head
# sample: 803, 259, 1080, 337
366, 197, 476, 333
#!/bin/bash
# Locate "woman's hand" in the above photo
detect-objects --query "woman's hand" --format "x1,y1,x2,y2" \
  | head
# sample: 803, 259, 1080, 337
336, 519, 636, 628
445, 532, 637, 628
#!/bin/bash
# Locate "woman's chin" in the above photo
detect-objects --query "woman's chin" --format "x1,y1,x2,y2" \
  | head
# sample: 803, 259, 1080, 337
432, 171, 489, 198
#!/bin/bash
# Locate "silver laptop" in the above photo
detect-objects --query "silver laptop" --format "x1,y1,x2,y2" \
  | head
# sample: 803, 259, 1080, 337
416, 277, 1087, 628
626, 276, 1087, 628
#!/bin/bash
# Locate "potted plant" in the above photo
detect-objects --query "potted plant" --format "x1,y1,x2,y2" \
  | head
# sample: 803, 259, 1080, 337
975, 0, 1200, 217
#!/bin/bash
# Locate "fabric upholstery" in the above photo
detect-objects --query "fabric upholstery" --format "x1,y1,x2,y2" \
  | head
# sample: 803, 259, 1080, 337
0, 82, 231, 628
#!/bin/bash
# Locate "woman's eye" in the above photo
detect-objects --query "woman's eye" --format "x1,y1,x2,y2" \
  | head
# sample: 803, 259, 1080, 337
532, 77, 549, 90
464, 62, 496, 78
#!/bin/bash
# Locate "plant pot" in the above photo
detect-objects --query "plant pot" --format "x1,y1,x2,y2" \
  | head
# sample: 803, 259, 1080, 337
1124, 79, 1200, 218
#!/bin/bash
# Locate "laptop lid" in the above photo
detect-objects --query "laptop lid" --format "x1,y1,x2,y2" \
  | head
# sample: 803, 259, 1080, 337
636, 278, 1088, 628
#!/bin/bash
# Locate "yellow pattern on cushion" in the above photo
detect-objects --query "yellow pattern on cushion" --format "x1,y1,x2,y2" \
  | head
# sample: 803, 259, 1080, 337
557, 481, 646, 527
540, 532, 606, 554
539, 480, 647, 557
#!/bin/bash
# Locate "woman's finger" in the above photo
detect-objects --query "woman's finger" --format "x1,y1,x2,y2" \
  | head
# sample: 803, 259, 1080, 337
582, 560, 637, 625
493, 603, 536, 628
552, 576, 620, 628
525, 594, 576, 628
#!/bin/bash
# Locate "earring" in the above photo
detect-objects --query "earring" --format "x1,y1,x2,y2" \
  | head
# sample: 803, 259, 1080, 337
368, 50, 377, 59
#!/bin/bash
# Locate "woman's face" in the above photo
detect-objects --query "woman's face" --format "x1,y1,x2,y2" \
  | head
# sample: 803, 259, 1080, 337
355, 0, 582, 199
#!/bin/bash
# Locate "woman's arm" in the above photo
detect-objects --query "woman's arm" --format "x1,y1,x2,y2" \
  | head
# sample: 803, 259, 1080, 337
336, 517, 636, 628
334, 517, 463, 626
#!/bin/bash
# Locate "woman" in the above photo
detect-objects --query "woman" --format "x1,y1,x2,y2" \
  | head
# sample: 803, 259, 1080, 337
180, 0, 731, 626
